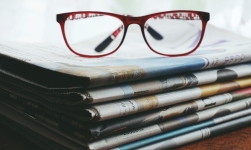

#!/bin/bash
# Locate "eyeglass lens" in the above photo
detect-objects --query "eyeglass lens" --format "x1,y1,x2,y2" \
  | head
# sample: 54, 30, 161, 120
144, 12, 202, 55
65, 13, 124, 56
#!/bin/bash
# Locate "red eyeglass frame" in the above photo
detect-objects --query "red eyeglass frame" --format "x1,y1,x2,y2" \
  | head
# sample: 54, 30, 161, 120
57, 11, 210, 58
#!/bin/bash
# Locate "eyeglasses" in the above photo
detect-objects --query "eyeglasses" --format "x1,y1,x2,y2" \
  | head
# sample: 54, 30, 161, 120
57, 11, 210, 58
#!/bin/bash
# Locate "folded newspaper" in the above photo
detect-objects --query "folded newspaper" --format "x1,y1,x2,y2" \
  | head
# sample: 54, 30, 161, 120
1, 24, 251, 149
0, 25, 251, 90
0, 25, 250, 104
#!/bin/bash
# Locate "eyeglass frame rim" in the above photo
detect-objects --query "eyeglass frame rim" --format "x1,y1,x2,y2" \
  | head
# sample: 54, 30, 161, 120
57, 10, 210, 58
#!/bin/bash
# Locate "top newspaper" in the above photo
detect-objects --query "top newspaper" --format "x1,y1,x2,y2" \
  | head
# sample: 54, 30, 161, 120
0, 24, 251, 89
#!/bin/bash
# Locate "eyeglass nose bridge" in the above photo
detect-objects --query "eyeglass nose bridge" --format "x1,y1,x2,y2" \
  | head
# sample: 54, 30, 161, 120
124, 16, 144, 26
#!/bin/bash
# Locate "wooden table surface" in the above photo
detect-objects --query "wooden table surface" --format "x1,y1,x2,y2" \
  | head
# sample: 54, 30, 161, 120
176, 125, 251, 150
1, 123, 251, 150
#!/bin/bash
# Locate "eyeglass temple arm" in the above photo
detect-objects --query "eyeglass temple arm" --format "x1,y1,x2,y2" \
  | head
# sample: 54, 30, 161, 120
95, 12, 203, 52
125, 15, 163, 41
95, 14, 163, 52
94, 24, 163, 52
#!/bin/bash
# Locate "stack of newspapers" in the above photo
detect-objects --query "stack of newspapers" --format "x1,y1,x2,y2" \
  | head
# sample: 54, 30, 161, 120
1, 25, 251, 150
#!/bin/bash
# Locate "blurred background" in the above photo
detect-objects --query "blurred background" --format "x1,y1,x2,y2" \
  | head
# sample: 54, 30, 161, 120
0, 0, 250, 44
